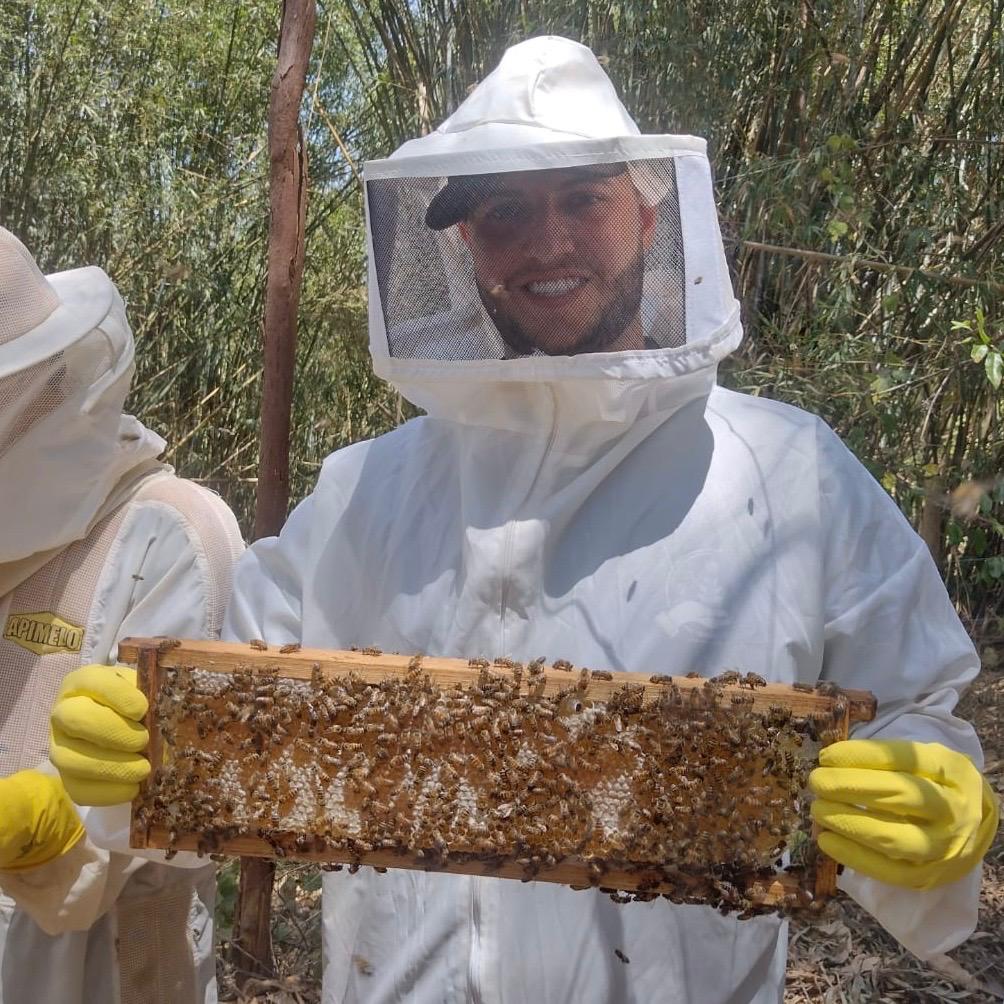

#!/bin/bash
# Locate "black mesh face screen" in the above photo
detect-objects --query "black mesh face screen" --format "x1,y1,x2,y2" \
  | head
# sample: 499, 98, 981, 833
0, 350, 81, 459
367, 158, 686, 360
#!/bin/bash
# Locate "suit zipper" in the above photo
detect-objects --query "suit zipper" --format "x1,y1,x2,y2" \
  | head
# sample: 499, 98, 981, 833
468, 878, 484, 1004
498, 385, 559, 653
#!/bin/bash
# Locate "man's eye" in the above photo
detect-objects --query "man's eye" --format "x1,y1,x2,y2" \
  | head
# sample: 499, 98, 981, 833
485, 202, 526, 223
564, 191, 605, 212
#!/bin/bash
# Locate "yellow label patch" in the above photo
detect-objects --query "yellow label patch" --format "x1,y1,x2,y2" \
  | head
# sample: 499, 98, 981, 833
3, 611, 84, 657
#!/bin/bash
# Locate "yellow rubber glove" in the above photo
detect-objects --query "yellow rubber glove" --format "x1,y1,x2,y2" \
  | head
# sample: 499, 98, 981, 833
809, 739, 1000, 890
0, 770, 85, 870
49, 665, 150, 806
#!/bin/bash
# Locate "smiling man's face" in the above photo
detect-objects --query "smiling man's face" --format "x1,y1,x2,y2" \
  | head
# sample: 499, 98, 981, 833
456, 166, 657, 355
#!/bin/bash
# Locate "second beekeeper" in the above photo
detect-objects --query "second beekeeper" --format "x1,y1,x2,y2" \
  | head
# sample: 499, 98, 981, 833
0, 227, 244, 1004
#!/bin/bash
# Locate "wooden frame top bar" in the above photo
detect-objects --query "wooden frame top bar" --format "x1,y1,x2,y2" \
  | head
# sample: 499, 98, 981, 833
118, 637, 877, 722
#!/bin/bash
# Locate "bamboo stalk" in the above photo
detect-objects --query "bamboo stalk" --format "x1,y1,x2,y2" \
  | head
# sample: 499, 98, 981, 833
742, 240, 1004, 295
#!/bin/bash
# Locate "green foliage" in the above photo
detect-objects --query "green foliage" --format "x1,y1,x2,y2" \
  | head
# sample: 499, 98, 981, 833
1, 0, 1001, 613
0, 0, 400, 531
956, 310, 1003, 390
214, 857, 240, 938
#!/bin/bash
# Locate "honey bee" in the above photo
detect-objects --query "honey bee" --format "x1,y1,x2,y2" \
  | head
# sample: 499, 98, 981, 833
685, 671, 701, 679
791, 681, 814, 693
361, 647, 382, 657
279, 642, 301, 654
591, 670, 613, 681
614, 949, 630, 964
649, 674, 674, 684
249, 639, 269, 651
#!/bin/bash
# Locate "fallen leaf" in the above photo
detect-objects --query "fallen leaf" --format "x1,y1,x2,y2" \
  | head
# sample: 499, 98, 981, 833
926, 953, 993, 994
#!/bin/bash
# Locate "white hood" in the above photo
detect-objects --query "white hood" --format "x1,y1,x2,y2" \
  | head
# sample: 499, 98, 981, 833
362, 36, 741, 427
0, 227, 165, 593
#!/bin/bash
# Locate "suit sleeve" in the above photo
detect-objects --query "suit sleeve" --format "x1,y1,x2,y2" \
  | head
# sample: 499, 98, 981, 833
815, 420, 985, 958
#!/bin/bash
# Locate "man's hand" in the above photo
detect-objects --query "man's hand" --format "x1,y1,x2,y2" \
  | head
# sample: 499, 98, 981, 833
0, 771, 85, 870
49, 665, 150, 806
809, 739, 999, 890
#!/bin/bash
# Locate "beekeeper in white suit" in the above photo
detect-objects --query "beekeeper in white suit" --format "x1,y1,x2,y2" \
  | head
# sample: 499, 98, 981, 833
0, 227, 244, 1004
52, 37, 998, 1004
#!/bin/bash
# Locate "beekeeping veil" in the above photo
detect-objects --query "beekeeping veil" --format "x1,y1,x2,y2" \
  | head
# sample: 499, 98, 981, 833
0, 228, 165, 595
364, 36, 741, 415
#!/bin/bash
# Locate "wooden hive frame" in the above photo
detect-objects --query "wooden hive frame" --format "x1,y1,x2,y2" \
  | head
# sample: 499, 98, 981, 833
120, 638, 877, 916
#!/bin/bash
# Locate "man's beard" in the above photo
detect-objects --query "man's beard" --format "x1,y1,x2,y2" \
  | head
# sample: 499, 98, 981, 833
476, 244, 646, 357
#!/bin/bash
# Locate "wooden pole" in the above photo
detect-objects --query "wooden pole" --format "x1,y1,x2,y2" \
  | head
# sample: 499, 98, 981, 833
235, 0, 315, 982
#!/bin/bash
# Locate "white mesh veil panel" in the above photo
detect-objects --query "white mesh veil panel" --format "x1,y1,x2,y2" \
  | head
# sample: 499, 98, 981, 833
367, 157, 686, 361
116, 875, 200, 1004
0, 227, 60, 345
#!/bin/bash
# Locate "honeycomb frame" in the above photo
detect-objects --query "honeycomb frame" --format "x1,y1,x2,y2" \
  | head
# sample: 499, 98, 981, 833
120, 637, 877, 915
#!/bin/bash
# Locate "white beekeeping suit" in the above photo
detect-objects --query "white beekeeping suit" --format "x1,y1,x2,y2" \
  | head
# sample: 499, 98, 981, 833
224, 37, 987, 1004
0, 227, 244, 1004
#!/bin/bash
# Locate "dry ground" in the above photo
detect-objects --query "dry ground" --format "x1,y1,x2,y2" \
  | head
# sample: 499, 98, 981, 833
219, 660, 1004, 1004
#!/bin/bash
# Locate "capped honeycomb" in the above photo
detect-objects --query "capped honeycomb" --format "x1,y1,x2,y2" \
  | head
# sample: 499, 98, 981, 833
119, 638, 876, 916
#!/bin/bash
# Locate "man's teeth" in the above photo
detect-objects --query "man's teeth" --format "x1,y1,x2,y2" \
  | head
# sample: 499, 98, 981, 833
525, 277, 586, 296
